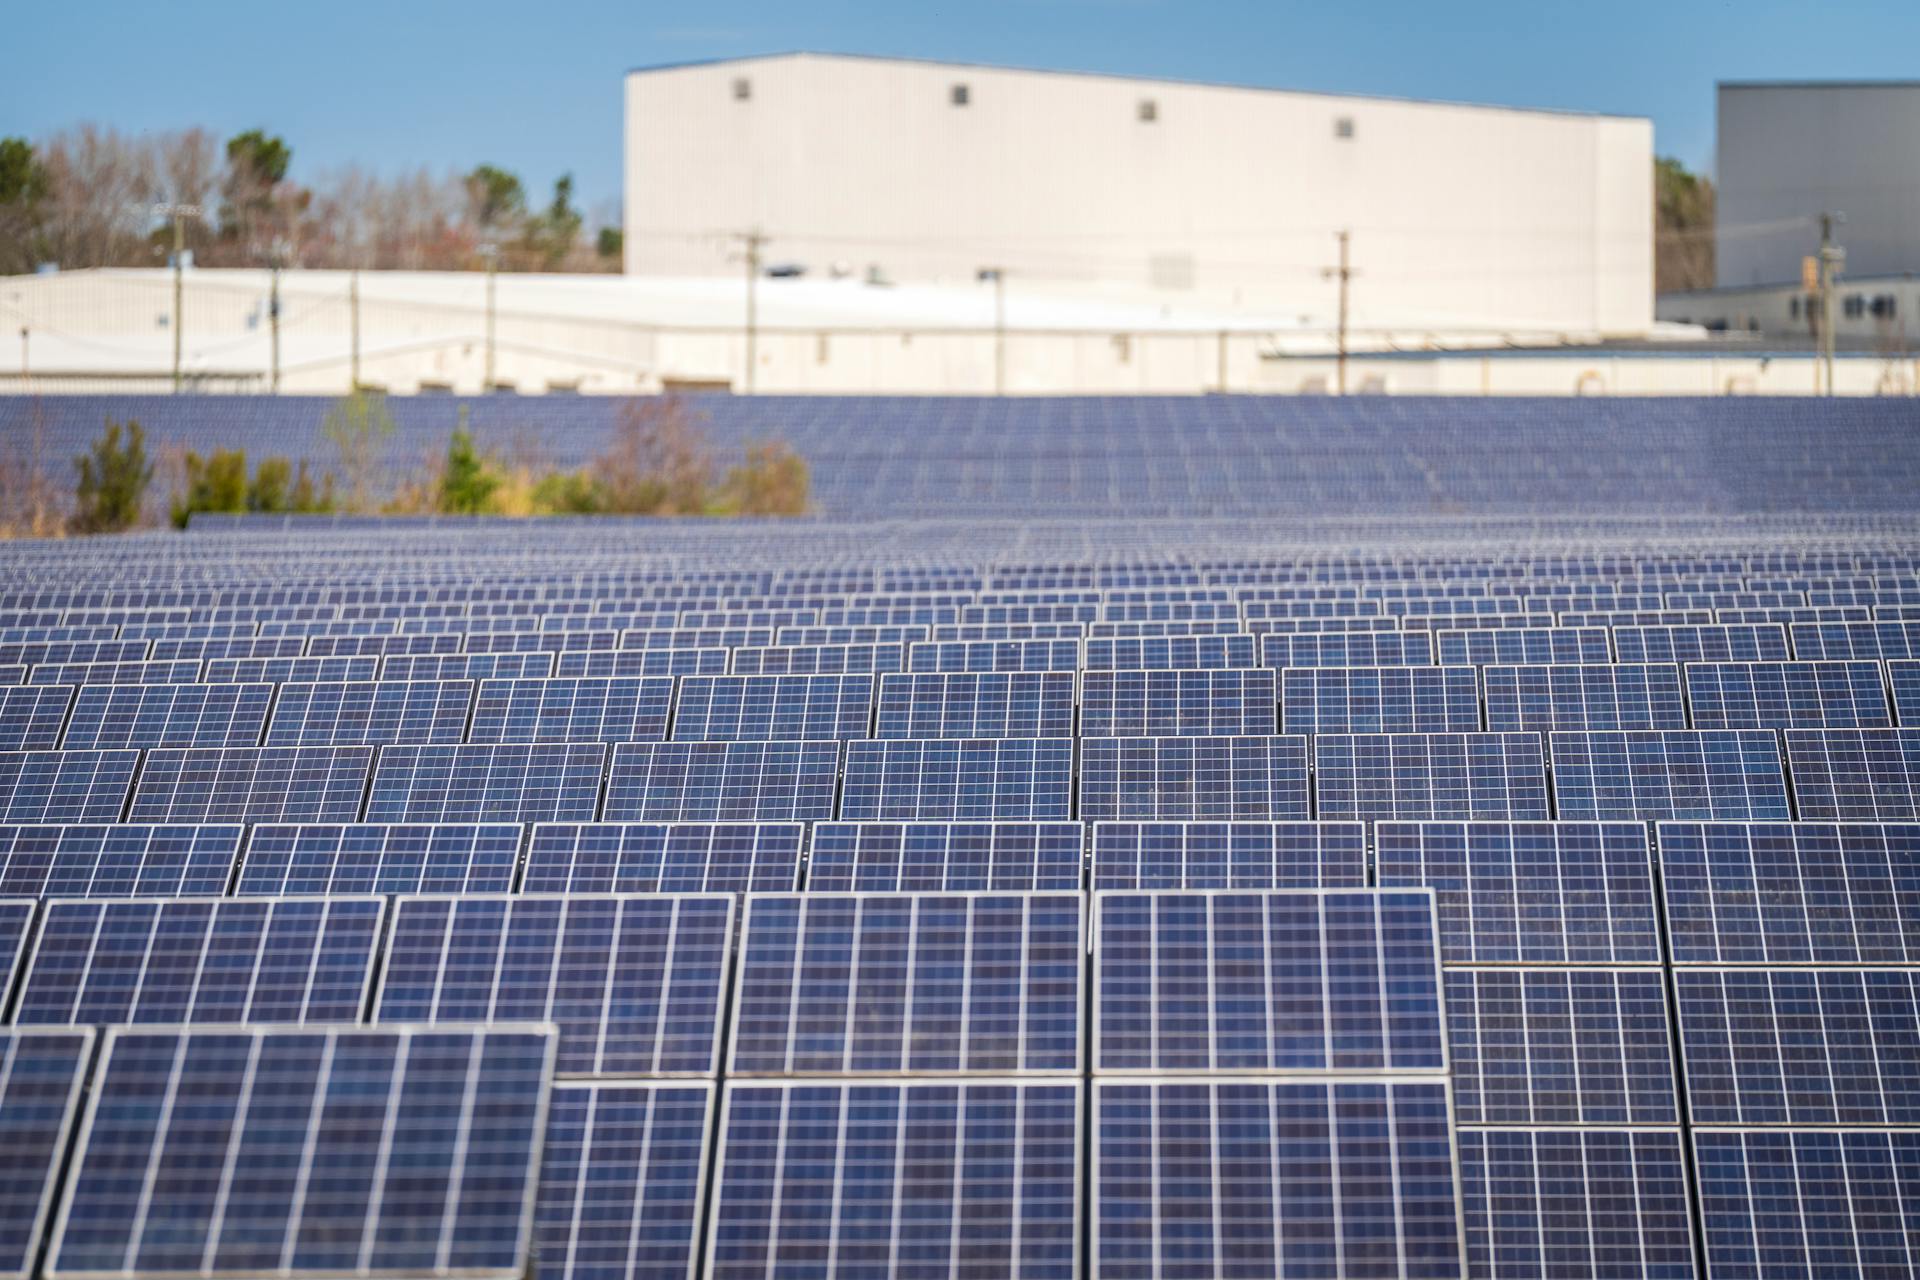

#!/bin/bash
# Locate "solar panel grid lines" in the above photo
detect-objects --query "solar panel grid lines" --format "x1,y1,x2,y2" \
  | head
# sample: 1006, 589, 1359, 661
840, 736, 1073, 821
1314, 732, 1552, 821
0, 823, 242, 898
1262, 630, 1435, 668
0, 641, 148, 669
605, 740, 839, 823
1482, 663, 1688, 733
1789, 619, 1920, 660
0, 665, 21, 685
1435, 625, 1611, 666
804, 820, 1084, 891
131, 745, 375, 824
27, 660, 206, 686
727, 642, 904, 675
15, 894, 387, 1026
0, 896, 30, 1006
706, 1078, 1082, 1280
1091, 887, 1448, 1075
873, 670, 1076, 739
0, 684, 74, 751
1895, 659, 1920, 725
303, 631, 461, 658
1079, 667, 1279, 737
201, 655, 379, 684
379, 650, 556, 681
1078, 735, 1311, 821
1280, 665, 1483, 734
1082, 633, 1256, 670
264, 678, 476, 747
1782, 727, 1920, 820
376, 892, 734, 1078
368, 742, 607, 824
467, 675, 675, 744
1611, 623, 1791, 665
1089, 820, 1367, 889
906, 638, 1082, 673
0, 751, 140, 825
1549, 730, 1792, 822
1089, 1077, 1466, 1280
42, 1022, 558, 1280
0, 1027, 95, 1280
234, 822, 522, 895
1683, 660, 1892, 730
1454, 1128, 1698, 1280
669, 673, 873, 742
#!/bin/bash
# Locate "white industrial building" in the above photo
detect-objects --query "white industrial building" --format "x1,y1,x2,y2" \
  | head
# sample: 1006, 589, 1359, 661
624, 53, 1655, 336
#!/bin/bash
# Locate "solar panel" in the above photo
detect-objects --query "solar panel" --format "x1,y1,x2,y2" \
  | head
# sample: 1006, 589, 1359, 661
0, 897, 28, 1001
534, 1083, 714, 1280
466, 628, 618, 655
265, 679, 474, 746
1082, 634, 1255, 670
1482, 663, 1686, 732
519, 822, 799, 894
1089, 821, 1366, 889
930, 621, 1085, 641
620, 627, 774, 651
29, 660, 205, 686
1692, 1129, 1920, 1279
1788, 619, 1920, 660
1080, 735, 1310, 821
380, 651, 556, 681
730, 892, 1083, 1074
670, 674, 871, 741
806, 821, 1083, 891
1262, 630, 1434, 668
0, 751, 139, 824
1455, 1129, 1695, 1280
306, 632, 460, 657
604, 740, 838, 822
1783, 727, 1920, 820
907, 638, 1080, 673
1088, 619, 1246, 638
1659, 821, 1920, 963
130, 746, 374, 823
708, 1080, 1080, 1280
379, 893, 732, 1077
1093, 889, 1445, 1072
1685, 660, 1891, 729
45, 1024, 555, 1280
467, 676, 673, 744
202, 655, 379, 684
0, 665, 20, 686
1080, 669, 1278, 737
1895, 659, 1920, 725
840, 737, 1072, 821
1315, 732, 1551, 820
0, 1028, 93, 1280
1551, 730, 1791, 821
779, 625, 929, 645
61, 681, 273, 751
729, 643, 904, 675
873, 671, 1074, 739
1612, 623, 1790, 664
0, 823, 240, 897
150, 635, 304, 663
1281, 665, 1481, 733
554, 647, 728, 677
367, 743, 607, 823
1435, 626, 1611, 666
1445, 968, 1676, 1125
0, 686, 73, 751
235, 822, 520, 895
16, 895, 384, 1024
1092, 1079, 1463, 1280
0, 640, 146, 668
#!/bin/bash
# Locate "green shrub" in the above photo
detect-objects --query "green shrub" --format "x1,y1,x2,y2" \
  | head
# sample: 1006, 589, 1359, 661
71, 418, 152, 534
321, 389, 395, 511
439, 426, 499, 514
531, 469, 601, 515
718, 441, 810, 515
170, 448, 248, 528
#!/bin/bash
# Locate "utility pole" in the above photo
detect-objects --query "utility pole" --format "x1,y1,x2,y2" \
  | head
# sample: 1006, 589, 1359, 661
267, 241, 288, 393
153, 203, 202, 391
1322, 230, 1355, 395
1817, 213, 1845, 397
732, 228, 765, 393
978, 267, 1006, 394
18, 327, 26, 381
479, 241, 499, 390
348, 267, 361, 390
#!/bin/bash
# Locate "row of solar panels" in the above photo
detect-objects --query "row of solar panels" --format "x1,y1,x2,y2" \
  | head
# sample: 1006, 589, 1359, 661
2, 663, 1917, 755
1, 727, 1916, 827
0, 818, 1913, 961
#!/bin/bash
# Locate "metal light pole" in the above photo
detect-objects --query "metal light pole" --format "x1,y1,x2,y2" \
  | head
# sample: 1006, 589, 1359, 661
1321, 230, 1354, 396
349, 267, 361, 390
734, 228, 765, 394
479, 241, 499, 390
267, 240, 291, 393
1817, 213, 1845, 397
978, 267, 1005, 394
152, 202, 203, 391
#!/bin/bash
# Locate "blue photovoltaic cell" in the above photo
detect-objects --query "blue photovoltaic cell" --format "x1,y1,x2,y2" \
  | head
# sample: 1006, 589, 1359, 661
1315, 733, 1551, 820
1659, 821, 1920, 963
1444, 968, 1677, 1125
29, 661, 205, 686
235, 823, 521, 895
1894, 660, 1920, 724
1612, 623, 1790, 664
1679, 968, 1920, 1125
806, 821, 1084, 891
1083, 634, 1256, 670
1281, 666, 1480, 734
46, 1024, 555, 1280
378, 893, 732, 1077
1088, 620, 1245, 638
730, 893, 1084, 1074
130, 746, 373, 824
1093, 1079, 1463, 1280
62, 682, 271, 750
0, 898, 28, 1002
1550, 730, 1791, 821
840, 738, 1073, 821
0, 641, 146, 668
0, 824, 240, 898
0, 1028, 94, 1280
1263, 630, 1434, 668
534, 1083, 714, 1280
1436, 627, 1611, 666
382, 651, 556, 681
873, 672, 1074, 739
554, 647, 726, 678
0, 751, 139, 824
707, 1080, 1080, 1280
620, 627, 774, 651
1080, 669, 1278, 737
1693, 1130, 1920, 1280
931, 622, 1084, 641
466, 629, 617, 655
15, 896, 384, 1025
729, 643, 903, 675
202, 656, 379, 684
150, 637, 304, 664
908, 638, 1080, 673
670, 674, 872, 742
1787, 619, 1920, 660
367, 743, 607, 823
1483, 664, 1686, 732
1094, 889, 1445, 1072
306, 632, 460, 658
1685, 660, 1891, 729
1783, 727, 1920, 820
0, 686, 73, 751
523, 822, 803, 893
1456, 1129, 1695, 1280
1080, 736, 1311, 821
1090, 821, 1366, 889
265, 679, 475, 746
0, 665, 20, 685
779, 626, 928, 646
467, 677, 673, 744
605, 741, 839, 822
1376, 821, 1659, 964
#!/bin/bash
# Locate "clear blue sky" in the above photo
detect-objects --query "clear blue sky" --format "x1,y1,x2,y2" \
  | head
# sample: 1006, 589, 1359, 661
8, 0, 1917, 214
